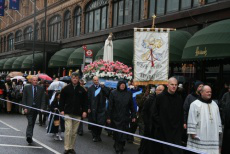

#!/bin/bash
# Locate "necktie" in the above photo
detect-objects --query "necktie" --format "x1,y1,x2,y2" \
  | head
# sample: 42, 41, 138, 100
34, 86, 38, 105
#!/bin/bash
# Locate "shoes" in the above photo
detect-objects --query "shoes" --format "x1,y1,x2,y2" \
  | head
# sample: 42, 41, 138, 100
26, 137, 33, 144
78, 131, 83, 136
57, 134, 62, 141
63, 150, 70, 154
98, 136, 102, 142
69, 149, 76, 154
93, 137, 98, 142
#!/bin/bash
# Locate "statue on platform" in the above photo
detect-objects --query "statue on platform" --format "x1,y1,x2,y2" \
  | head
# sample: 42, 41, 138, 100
103, 33, 113, 62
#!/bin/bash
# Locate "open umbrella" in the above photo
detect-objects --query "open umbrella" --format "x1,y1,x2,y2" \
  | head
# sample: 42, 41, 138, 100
38, 74, 52, 81
8, 72, 23, 78
11, 76, 26, 82
48, 81, 67, 91
60, 76, 71, 81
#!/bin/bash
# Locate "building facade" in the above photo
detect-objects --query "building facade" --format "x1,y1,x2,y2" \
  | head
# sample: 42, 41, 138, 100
0, 0, 229, 74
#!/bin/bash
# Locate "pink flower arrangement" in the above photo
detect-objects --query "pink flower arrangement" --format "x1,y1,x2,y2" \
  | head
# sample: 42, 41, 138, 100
83, 59, 132, 80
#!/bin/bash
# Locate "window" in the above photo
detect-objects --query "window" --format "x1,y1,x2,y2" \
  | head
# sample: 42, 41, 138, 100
7, 33, 14, 51
24, 26, 33, 40
48, 15, 61, 42
35, 23, 39, 41
156, 0, 165, 15
113, 0, 144, 26
64, 11, 70, 39
181, 0, 191, 10
74, 7, 81, 36
85, 0, 109, 33
15, 30, 22, 42
149, 0, 155, 18
167, 0, 179, 13
41, 20, 46, 41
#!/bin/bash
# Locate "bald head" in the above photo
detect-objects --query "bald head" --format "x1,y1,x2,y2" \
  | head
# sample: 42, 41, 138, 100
200, 85, 212, 100
156, 85, 165, 95
31, 76, 38, 86
93, 76, 99, 85
167, 77, 178, 94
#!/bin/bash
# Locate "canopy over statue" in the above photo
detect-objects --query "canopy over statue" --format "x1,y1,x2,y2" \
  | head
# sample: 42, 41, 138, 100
103, 33, 113, 62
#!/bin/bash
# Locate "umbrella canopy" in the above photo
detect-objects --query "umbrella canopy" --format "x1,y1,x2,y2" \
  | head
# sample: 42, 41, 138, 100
12, 55, 28, 70
8, 72, 23, 78
182, 19, 230, 61
21, 53, 43, 69
67, 43, 103, 67
60, 76, 71, 82
11, 76, 26, 82
38, 74, 52, 81
95, 39, 133, 65
0, 59, 8, 70
3, 57, 17, 70
48, 81, 67, 91
48, 48, 76, 68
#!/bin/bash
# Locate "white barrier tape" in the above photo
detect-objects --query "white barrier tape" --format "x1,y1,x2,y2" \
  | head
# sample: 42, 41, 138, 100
0, 98, 206, 154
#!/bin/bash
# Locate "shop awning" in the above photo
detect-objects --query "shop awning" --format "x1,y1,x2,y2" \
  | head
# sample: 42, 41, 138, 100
48, 48, 76, 68
0, 59, 8, 70
21, 53, 43, 69
170, 30, 192, 63
67, 43, 103, 67
12, 55, 28, 70
182, 19, 230, 61
3, 57, 18, 70
95, 38, 133, 65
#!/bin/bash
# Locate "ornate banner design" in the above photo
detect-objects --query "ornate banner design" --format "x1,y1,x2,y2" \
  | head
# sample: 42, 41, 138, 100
134, 28, 170, 85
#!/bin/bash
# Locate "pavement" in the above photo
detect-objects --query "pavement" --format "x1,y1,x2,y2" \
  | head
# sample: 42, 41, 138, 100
0, 113, 139, 154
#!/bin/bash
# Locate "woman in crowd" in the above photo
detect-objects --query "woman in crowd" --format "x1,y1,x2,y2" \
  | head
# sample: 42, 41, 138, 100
47, 92, 65, 140
107, 80, 136, 154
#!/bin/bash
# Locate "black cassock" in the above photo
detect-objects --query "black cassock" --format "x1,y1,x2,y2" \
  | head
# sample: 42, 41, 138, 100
222, 101, 230, 154
152, 91, 183, 154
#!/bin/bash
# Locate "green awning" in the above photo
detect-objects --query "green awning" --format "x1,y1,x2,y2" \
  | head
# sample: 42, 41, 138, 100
0, 59, 8, 70
170, 30, 192, 62
95, 38, 133, 65
21, 53, 43, 69
12, 55, 28, 70
182, 19, 230, 61
3, 57, 18, 70
48, 48, 76, 68
67, 43, 103, 67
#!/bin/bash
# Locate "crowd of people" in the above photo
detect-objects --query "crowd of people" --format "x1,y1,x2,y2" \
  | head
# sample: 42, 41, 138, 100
0, 73, 230, 154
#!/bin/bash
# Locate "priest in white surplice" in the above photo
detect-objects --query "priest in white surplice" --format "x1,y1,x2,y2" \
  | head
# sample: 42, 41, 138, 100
103, 33, 113, 62
187, 85, 222, 154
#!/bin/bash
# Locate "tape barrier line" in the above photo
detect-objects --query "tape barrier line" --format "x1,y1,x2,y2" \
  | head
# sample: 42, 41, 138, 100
0, 98, 206, 154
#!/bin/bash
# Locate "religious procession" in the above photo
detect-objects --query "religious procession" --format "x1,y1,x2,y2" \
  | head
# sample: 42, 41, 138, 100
0, 0, 230, 154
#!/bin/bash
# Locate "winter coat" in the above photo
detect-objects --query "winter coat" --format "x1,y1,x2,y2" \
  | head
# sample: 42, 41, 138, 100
88, 85, 110, 125
59, 83, 87, 116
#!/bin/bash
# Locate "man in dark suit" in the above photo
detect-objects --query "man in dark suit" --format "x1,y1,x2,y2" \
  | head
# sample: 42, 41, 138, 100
22, 76, 45, 144
88, 76, 109, 142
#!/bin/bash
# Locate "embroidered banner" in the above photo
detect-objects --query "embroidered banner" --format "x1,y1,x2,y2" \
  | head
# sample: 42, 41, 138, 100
134, 28, 170, 85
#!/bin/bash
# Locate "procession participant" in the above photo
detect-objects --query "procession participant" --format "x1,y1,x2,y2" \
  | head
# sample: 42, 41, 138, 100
22, 76, 46, 144
107, 80, 136, 154
60, 72, 87, 154
187, 85, 222, 154
152, 77, 183, 154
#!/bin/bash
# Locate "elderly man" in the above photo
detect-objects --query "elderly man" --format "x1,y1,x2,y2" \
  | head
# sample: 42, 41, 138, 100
187, 85, 222, 154
152, 77, 183, 154
88, 76, 109, 142
22, 76, 46, 144
60, 72, 87, 154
